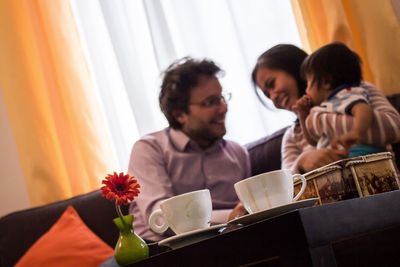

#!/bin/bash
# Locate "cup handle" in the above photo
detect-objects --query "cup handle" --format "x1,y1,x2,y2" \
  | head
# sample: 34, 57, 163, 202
148, 209, 169, 234
292, 174, 307, 201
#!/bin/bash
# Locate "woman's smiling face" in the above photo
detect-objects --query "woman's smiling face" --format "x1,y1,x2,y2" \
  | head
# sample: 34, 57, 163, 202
255, 67, 300, 111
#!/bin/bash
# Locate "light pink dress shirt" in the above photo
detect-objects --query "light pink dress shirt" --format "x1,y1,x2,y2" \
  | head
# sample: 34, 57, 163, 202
128, 128, 251, 241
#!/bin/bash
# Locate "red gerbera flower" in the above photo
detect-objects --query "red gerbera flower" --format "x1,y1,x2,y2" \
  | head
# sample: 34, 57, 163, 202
101, 172, 140, 205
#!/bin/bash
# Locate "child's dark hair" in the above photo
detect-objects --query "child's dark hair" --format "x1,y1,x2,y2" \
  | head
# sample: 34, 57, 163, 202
300, 42, 362, 90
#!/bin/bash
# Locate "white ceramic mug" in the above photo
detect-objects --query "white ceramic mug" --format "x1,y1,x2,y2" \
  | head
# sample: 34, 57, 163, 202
234, 169, 307, 214
148, 189, 212, 235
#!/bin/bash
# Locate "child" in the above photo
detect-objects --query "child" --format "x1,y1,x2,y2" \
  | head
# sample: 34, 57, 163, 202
293, 42, 399, 157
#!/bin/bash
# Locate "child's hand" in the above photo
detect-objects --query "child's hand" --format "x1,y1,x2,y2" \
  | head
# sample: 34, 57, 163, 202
292, 95, 312, 121
331, 131, 361, 151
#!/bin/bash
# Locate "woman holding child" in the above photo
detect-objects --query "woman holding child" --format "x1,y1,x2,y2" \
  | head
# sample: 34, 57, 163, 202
252, 43, 400, 174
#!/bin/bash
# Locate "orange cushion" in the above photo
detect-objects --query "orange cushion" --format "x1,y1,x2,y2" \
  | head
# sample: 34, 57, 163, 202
16, 206, 114, 267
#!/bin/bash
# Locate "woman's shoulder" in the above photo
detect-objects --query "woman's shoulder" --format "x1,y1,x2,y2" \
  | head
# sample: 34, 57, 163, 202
283, 123, 304, 142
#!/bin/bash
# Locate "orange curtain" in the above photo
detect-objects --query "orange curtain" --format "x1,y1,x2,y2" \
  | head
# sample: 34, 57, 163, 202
0, 0, 117, 206
291, 0, 400, 95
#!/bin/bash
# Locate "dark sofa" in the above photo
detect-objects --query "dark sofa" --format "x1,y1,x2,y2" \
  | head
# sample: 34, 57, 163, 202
0, 131, 287, 267
1, 94, 399, 267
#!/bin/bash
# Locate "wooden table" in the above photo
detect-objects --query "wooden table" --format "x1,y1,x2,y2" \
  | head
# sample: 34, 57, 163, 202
131, 190, 400, 267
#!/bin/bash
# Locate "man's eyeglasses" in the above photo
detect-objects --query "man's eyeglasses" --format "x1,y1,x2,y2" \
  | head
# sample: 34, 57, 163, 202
190, 92, 232, 108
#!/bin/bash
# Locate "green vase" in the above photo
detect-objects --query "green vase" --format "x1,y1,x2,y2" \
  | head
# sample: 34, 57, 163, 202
113, 214, 149, 266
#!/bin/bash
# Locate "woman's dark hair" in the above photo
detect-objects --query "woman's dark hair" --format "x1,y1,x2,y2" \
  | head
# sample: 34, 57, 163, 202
251, 44, 308, 100
300, 42, 362, 90
159, 57, 222, 129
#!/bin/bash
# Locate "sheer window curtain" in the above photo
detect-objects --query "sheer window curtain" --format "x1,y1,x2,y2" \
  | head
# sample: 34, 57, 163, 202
70, 0, 301, 170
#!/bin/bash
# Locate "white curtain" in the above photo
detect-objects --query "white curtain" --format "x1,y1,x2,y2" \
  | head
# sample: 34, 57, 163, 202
70, 0, 301, 170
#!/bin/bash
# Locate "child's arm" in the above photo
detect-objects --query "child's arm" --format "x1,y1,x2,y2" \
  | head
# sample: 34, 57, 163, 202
299, 115, 317, 147
331, 102, 373, 149
293, 95, 317, 146
351, 102, 373, 136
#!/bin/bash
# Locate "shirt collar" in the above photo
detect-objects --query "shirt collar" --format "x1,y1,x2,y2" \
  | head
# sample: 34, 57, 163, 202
169, 128, 191, 152
168, 128, 225, 152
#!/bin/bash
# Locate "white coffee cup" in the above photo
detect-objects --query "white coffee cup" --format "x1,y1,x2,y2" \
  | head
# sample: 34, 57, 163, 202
234, 169, 307, 214
148, 189, 212, 235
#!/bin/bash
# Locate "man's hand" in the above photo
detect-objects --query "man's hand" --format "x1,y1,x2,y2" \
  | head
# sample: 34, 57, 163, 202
227, 202, 247, 221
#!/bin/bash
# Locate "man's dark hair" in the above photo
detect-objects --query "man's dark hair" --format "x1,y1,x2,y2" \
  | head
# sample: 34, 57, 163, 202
300, 42, 362, 90
159, 57, 222, 129
251, 44, 308, 99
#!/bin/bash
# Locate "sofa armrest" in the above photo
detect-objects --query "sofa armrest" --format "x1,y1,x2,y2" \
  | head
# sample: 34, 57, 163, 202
387, 93, 400, 169
0, 190, 127, 267
245, 127, 288, 176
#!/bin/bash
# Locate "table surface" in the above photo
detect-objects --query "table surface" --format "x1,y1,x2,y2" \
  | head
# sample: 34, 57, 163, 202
131, 190, 400, 267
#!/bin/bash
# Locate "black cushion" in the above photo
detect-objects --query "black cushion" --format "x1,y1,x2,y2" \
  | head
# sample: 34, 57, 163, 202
246, 126, 289, 176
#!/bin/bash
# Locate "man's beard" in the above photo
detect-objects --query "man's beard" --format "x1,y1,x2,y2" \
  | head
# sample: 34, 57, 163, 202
189, 125, 226, 146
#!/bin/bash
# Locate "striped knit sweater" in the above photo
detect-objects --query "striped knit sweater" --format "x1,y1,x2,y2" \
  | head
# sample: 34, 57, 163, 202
282, 83, 400, 174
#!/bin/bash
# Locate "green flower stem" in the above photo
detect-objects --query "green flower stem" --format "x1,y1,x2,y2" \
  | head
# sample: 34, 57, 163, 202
115, 201, 128, 227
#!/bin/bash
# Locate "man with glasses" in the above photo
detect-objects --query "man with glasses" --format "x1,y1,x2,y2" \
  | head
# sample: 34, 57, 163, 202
128, 57, 251, 242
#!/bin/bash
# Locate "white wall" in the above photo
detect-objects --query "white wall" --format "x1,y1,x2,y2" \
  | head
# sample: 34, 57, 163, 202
0, 91, 31, 217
